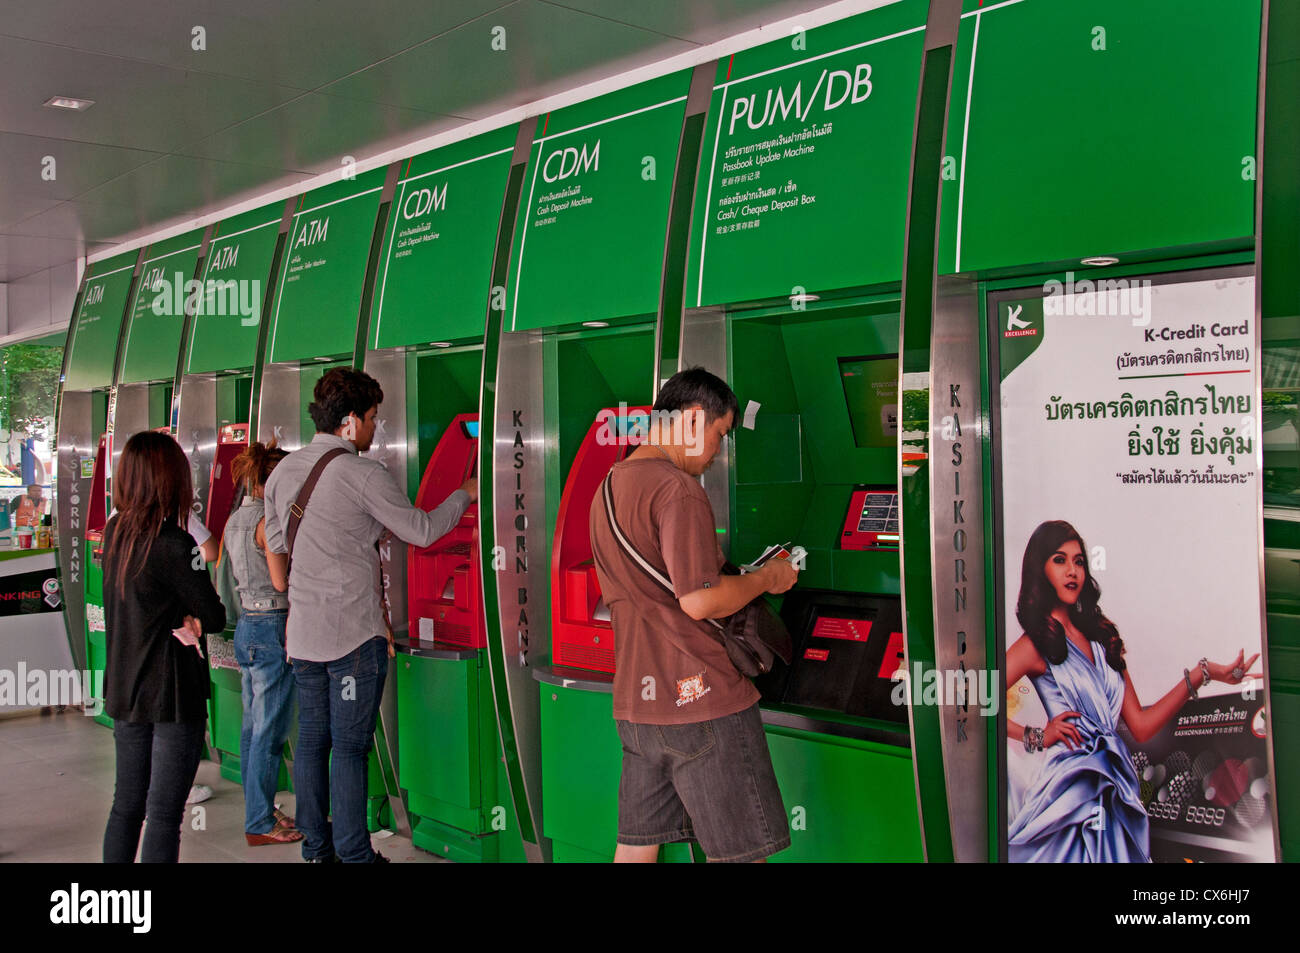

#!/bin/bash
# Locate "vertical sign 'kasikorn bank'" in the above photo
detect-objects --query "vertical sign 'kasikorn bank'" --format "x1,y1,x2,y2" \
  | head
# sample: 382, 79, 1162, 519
506, 70, 691, 331
688, 0, 926, 306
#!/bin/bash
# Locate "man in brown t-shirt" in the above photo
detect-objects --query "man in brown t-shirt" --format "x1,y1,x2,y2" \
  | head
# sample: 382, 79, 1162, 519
589, 367, 797, 862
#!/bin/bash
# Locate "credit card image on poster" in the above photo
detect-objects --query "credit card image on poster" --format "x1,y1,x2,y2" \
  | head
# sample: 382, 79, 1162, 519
1123, 695, 1274, 863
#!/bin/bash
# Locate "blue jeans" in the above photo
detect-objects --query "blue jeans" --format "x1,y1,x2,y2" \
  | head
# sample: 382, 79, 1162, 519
234, 608, 295, 835
292, 635, 388, 862
104, 720, 206, 862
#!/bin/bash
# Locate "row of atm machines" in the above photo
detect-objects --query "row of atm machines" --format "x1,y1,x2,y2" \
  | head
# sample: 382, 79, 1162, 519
55, 80, 930, 866
65, 302, 918, 863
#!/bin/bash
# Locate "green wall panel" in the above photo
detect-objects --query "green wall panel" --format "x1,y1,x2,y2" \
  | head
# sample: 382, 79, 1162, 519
187, 204, 284, 374
267, 168, 386, 363
506, 71, 691, 331
371, 128, 515, 349
728, 305, 899, 592
119, 228, 205, 384
410, 348, 482, 497
939, 0, 1260, 274
63, 250, 139, 391
686, 0, 926, 306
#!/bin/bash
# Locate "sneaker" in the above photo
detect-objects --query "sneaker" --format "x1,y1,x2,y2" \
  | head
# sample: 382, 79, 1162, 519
369, 851, 390, 864
306, 854, 340, 863
185, 784, 212, 805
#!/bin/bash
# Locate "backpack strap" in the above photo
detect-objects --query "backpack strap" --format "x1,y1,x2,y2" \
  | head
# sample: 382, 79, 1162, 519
601, 471, 725, 633
285, 447, 350, 566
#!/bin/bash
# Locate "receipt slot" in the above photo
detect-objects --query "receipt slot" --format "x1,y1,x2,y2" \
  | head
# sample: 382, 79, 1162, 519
550, 406, 650, 674
408, 414, 483, 649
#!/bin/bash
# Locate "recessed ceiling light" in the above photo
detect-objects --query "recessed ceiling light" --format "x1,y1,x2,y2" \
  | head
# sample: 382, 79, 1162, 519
1080, 256, 1119, 267
582, 321, 609, 328
44, 96, 94, 111
430, 341, 452, 348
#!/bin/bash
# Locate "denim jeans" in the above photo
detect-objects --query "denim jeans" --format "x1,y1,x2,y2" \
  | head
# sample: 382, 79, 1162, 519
234, 608, 295, 835
292, 635, 388, 862
103, 719, 206, 862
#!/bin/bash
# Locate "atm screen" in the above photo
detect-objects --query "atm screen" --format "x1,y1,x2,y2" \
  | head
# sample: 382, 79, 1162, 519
759, 590, 907, 724
839, 355, 898, 449
841, 486, 899, 550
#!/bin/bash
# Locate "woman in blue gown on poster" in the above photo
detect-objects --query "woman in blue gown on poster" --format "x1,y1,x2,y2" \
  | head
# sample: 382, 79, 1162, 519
1005, 521, 1256, 863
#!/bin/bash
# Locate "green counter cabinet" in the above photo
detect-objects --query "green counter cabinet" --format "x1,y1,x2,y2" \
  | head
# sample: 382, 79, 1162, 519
396, 648, 526, 862
538, 677, 919, 861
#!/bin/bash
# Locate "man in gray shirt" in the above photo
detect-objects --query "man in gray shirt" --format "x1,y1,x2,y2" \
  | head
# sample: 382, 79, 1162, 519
265, 368, 474, 863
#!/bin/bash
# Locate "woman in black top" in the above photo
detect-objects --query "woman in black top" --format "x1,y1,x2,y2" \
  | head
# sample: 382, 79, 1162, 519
102, 431, 226, 863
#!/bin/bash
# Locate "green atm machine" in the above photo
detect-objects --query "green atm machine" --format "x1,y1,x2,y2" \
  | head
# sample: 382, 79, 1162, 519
482, 71, 695, 861
255, 167, 398, 830
55, 249, 141, 726
676, 2, 929, 861
358, 128, 526, 861
175, 202, 289, 782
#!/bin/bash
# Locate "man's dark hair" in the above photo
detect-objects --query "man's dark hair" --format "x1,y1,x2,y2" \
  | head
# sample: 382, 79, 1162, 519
653, 366, 739, 424
308, 368, 384, 433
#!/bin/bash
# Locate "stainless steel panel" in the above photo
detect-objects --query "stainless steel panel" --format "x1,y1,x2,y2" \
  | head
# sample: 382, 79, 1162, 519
106, 381, 152, 501
256, 362, 305, 451
174, 374, 219, 527
679, 307, 731, 549
490, 326, 549, 856
928, 273, 988, 863
362, 348, 410, 636
54, 389, 93, 670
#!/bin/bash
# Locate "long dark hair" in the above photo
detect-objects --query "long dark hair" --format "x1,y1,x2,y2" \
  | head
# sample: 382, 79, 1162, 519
1016, 520, 1125, 672
106, 431, 194, 596
231, 440, 287, 494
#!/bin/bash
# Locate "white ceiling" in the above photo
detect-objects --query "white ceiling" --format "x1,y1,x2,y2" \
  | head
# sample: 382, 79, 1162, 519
0, 0, 850, 284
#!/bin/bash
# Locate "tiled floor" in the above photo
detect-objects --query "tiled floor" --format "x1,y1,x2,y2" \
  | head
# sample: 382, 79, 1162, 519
0, 709, 446, 863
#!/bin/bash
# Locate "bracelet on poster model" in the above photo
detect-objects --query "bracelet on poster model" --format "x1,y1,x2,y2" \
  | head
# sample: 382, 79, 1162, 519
1199, 657, 1212, 686
1184, 668, 1198, 700
1023, 726, 1044, 753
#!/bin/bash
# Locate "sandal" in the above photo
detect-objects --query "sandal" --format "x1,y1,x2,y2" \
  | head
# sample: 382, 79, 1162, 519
246, 819, 304, 846
273, 808, 296, 829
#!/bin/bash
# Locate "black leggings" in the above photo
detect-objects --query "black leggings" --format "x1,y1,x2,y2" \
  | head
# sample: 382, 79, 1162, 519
103, 720, 206, 863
